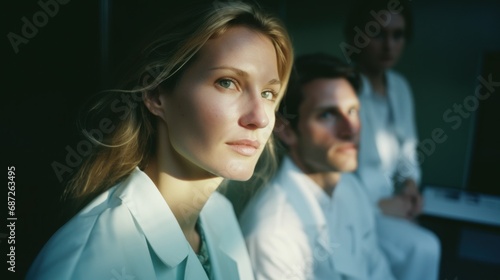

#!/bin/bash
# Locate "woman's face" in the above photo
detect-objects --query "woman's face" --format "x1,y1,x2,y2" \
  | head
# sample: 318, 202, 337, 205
359, 13, 406, 71
161, 26, 281, 181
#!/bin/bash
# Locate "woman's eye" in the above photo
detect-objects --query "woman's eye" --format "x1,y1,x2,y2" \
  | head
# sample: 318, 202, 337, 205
217, 79, 236, 89
261, 90, 275, 101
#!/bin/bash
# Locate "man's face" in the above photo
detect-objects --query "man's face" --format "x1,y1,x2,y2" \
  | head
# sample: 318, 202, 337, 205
292, 78, 360, 173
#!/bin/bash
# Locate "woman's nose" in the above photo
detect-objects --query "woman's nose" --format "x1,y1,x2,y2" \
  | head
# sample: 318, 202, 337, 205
239, 93, 270, 129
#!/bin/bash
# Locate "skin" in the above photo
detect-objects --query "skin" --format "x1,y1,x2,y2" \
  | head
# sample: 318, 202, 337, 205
277, 78, 360, 196
143, 26, 282, 252
358, 13, 423, 219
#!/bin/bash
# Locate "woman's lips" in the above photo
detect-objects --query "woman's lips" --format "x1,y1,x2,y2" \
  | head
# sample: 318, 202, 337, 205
226, 140, 260, 157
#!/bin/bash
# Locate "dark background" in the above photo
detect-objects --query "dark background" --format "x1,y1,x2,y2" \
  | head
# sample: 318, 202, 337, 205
3, 1, 100, 278
3, 0, 500, 279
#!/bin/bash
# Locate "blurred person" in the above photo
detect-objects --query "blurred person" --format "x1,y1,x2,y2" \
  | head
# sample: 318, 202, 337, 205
343, 0, 441, 279
26, 1, 293, 279
239, 53, 395, 280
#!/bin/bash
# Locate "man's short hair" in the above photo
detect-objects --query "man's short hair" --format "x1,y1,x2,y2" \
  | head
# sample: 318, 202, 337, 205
278, 52, 360, 129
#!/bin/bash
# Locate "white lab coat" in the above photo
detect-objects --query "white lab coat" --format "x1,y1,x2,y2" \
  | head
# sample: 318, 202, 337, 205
356, 70, 421, 205
356, 71, 441, 280
239, 157, 395, 280
26, 167, 254, 280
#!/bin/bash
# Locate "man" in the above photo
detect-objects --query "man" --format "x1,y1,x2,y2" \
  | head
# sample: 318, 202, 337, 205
239, 53, 395, 280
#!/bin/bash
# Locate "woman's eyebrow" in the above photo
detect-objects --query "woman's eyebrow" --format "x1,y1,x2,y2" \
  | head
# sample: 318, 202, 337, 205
210, 66, 281, 86
209, 66, 248, 78
267, 79, 281, 86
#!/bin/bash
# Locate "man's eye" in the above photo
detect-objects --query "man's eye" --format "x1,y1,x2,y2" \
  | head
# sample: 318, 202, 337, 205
319, 111, 334, 119
348, 108, 359, 116
217, 79, 236, 89
261, 90, 276, 101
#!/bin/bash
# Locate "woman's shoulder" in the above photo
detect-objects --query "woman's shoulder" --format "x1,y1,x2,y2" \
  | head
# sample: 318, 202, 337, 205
387, 70, 412, 90
26, 177, 150, 279
387, 69, 406, 81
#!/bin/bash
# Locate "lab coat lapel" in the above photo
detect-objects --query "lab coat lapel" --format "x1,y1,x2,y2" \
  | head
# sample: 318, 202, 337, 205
118, 169, 189, 267
184, 255, 210, 280
280, 159, 334, 268
386, 71, 406, 142
200, 202, 240, 280
118, 168, 210, 280
280, 158, 328, 229
282, 159, 366, 278
359, 75, 384, 166
329, 180, 367, 279
209, 242, 240, 280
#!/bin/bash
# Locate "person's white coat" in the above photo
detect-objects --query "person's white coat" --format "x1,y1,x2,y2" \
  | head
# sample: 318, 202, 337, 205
356, 70, 441, 280
239, 157, 395, 280
26, 168, 254, 280
356, 70, 421, 203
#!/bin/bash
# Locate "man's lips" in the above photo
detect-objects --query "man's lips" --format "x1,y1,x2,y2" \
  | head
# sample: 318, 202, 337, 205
226, 140, 261, 156
336, 143, 358, 152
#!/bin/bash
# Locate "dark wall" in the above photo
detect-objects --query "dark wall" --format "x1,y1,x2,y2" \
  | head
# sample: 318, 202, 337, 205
4, 0, 100, 277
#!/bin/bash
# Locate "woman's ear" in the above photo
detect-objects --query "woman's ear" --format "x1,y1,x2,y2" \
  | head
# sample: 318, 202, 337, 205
143, 87, 166, 121
274, 114, 298, 147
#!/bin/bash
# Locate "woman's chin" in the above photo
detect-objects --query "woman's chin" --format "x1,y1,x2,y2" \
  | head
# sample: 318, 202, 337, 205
216, 160, 256, 181
221, 170, 254, 182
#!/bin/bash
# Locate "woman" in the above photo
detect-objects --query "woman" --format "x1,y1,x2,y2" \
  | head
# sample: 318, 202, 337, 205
27, 1, 293, 279
344, 1, 441, 280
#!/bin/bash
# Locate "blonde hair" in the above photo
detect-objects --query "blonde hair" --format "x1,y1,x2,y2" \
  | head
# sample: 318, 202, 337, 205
63, 1, 294, 212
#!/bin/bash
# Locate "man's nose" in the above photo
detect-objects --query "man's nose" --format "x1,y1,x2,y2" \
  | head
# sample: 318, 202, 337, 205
337, 113, 360, 139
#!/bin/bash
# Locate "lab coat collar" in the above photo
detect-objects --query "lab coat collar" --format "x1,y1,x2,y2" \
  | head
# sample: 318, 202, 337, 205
277, 157, 366, 279
385, 71, 407, 141
116, 167, 190, 268
277, 157, 355, 228
330, 175, 370, 279
359, 70, 395, 97
276, 156, 330, 229
359, 71, 406, 154
359, 71, 398, 125
359, 74, 371, 97
116, 169, 242, 279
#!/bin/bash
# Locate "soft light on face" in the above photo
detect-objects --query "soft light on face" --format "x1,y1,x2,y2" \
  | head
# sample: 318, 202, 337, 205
293, 78, 360, 173
360, 13, 406, 71
161, 26, 281, 181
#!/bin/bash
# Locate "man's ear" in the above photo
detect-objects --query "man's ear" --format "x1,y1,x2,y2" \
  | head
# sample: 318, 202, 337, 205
274, 114, 298, 147
143, 86, 166, 121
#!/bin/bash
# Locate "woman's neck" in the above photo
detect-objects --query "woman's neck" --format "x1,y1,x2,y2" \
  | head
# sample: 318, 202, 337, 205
145, 159, 222, 230
144, 125, 223, 252
359, 65, 387, 96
